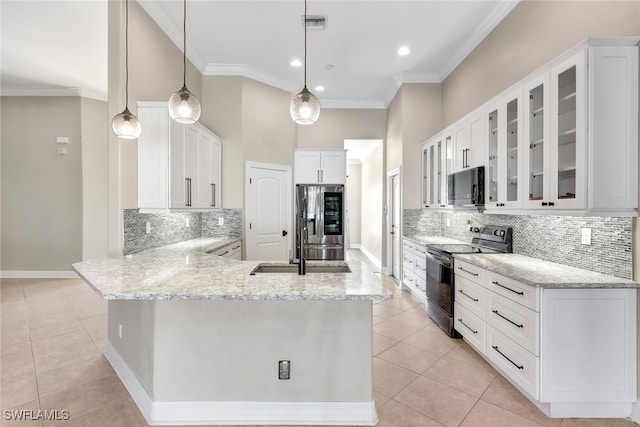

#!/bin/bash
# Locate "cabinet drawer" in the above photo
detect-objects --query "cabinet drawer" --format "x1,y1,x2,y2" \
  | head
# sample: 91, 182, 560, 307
487, 326, 539, 399
413, 245, 427, 257
486, 272, 539, 311
414, 258, 427, 279
454, 259, 485, 284
403, 251, 416, 268
415, 275, 427, 294
487, 291, 539, 355
403, 240, 415, 253
455, 275, 486, 320
403, 270, 416, 289
455, 302, 486, 355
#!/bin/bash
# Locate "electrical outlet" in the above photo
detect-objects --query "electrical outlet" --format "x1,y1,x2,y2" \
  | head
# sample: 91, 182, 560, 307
118, 323, 123, 339
145, 222, 151, 234
446, 218, 451, 227
581, 228, 592, 245
278, 360, 290, 380
186, 217, 190, 227
218, 217, 224, 226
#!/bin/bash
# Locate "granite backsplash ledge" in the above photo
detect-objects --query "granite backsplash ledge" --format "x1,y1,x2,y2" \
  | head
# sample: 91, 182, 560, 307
123, 209, 242, 255
403, 209, 633, 280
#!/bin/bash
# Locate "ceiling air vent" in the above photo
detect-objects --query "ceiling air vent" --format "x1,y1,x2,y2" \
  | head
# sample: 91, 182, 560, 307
302, 15, 327, 31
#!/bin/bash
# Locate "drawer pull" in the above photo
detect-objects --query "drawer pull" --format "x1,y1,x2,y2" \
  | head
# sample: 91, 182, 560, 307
492, 345, 524, 370
457, 266, 479, 276
492, 281, 524, 295
458, 289, 479, 302
457, 318, 478, 334
220, 250, 229, 256
492, 309, 524, 328
232, 245, 241, 250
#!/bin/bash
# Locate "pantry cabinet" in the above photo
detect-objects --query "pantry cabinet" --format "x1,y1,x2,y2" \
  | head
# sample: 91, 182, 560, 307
138, 102, 222, 212
294, 149, 346, 184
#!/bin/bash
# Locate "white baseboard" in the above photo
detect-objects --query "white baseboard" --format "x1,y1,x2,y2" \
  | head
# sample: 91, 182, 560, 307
358, 246, 381, 270
1, 270, 79, 279
349, 243, 361, 249
105, 343, 378, 426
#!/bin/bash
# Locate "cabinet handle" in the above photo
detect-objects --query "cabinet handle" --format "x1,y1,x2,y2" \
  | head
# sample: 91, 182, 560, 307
457, 266, 478, 277
458, 289, 479, 302
317, 170, 321, 182
491, 280, 524, 295
492, 345, 524, 370
491, 309, 524, 328
457, 318, 478, 334
232, 245, 241, 250
548, 202, 555, 206
188, 178, 192, 206
185, 178, 193, 207
321, 170, 324, 182
211, 183, 216, 207
220, 250, 229, 256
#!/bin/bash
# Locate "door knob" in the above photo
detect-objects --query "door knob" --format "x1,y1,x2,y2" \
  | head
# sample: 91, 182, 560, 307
282, 230, 288, 237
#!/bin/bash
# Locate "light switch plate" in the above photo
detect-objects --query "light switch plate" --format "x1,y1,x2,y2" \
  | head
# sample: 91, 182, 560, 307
581, 228, 592, 245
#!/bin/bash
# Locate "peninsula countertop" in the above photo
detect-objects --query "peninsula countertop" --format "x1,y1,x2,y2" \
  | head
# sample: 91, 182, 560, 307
72, 238, 392, 301
454, 253, 640, 289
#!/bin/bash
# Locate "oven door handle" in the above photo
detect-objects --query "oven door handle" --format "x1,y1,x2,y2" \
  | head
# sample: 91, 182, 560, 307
425, 250, 451, 267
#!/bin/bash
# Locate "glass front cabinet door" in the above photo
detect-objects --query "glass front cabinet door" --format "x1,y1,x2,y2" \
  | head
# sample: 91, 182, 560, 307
486, 89, 523, 211
523, 51, 586, 210
422, 134, 451, 209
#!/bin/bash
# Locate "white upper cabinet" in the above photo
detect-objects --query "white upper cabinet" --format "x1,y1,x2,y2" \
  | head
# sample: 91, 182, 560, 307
452, 112, 487, 173
138, 101, 222, 212
294, 149, 346, 184
486, 89, 524, 211
422, 133, 452, 209
423, 38, 638, 216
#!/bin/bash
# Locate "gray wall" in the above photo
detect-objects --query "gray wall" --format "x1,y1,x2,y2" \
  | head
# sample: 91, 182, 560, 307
1, 96, 83, 271
346, 164, 362, 247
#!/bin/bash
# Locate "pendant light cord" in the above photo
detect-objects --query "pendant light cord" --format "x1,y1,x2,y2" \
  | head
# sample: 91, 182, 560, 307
125, 0, 130, 109
182, 0, 187, 87
303, 0, 307, 88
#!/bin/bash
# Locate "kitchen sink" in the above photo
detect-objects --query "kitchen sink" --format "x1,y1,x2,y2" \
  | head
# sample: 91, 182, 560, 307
250, 263, 351, 275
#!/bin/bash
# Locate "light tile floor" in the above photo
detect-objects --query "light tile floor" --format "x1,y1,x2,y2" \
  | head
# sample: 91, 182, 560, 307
0, 250, 637, 427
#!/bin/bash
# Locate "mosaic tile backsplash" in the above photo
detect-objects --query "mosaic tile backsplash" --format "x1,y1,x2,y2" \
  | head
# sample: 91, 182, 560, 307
403, 209, 633, 280
123, 209, 242, 255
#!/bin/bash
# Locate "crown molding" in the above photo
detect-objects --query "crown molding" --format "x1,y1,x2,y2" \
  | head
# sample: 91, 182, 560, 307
204, 63, 298, 94
437, 0, 520, 81
320, 98, 386, 109
138, 1, 208, 73
0, 87, 108, 102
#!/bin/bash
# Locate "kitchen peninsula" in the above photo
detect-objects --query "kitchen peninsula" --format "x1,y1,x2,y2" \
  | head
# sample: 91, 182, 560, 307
72, 238, 391, 426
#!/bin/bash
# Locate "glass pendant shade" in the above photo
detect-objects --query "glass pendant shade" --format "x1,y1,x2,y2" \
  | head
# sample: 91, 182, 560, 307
290, 86, 320, 125
168, 85, 201, 124
112, 107, 142, 139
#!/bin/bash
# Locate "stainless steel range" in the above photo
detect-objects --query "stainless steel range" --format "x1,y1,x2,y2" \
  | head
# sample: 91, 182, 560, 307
424, 226, 513, 337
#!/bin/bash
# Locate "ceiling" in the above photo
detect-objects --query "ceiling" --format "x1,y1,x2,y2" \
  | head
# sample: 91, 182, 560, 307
1, 0, 519, 108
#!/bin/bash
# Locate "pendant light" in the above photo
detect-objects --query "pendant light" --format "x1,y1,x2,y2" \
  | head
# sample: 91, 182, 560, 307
111, 0, 141, 139
168, 0, 201, 124
290, 0, 320, 125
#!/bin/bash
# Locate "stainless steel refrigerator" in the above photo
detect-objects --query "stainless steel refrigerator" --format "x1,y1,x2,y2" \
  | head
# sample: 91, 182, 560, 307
296, 184, 345, 261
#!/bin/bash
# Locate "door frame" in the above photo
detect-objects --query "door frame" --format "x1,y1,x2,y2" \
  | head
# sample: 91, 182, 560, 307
385, 167, 401, 278
244, 161, 292, 260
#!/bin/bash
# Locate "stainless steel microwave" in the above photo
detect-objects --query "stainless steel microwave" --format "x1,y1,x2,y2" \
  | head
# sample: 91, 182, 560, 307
447, 166, 485, 207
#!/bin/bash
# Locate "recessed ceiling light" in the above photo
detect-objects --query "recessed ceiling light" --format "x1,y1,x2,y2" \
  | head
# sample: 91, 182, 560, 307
290, 59, 302, 67
397, 46, 410, 56
315, 85, 325, 92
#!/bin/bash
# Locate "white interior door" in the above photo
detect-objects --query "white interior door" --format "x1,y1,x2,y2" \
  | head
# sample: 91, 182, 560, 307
391, 173, 401, 280
245, 162, 291, 261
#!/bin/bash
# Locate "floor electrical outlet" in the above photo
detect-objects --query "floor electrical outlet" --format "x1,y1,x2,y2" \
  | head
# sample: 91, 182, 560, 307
278, 360, 290, 380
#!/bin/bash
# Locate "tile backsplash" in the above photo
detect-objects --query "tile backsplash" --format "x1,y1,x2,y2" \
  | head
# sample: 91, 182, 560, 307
404, 209, 633, 280
123, 209, 242, 255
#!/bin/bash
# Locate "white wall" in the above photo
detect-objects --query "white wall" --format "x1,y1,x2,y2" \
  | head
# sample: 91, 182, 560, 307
346, 164, 362, 247
360, 144, 383, 267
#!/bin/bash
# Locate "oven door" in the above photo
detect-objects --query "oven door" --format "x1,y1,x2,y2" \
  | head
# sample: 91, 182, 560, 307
425, 249, 457, 336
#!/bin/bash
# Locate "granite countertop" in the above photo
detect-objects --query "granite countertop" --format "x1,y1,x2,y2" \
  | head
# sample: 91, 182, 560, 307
454, 253, 640, 289
72, 238, 392, 301
403, 235, 469, 246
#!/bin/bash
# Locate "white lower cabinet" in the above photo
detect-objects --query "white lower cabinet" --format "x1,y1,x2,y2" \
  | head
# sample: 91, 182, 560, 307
454, 259, 636, 418
402, 238, 427, 302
